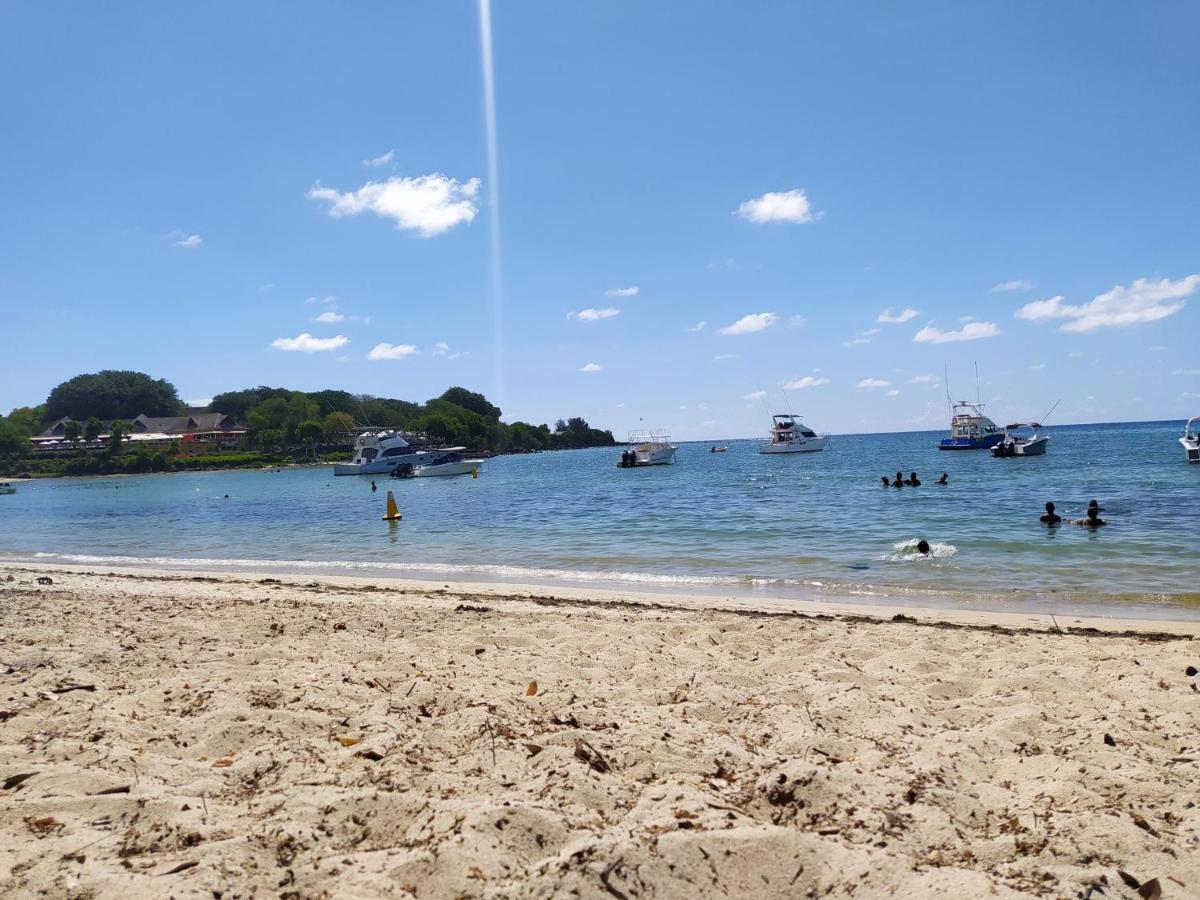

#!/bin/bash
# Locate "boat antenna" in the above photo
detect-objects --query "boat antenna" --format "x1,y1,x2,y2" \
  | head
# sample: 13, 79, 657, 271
944, 364, 953, 417
974, 361, 981, 406
1038, 398, 1062, 426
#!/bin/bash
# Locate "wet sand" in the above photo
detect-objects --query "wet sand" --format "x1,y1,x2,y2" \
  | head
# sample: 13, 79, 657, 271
2, 565, 1198, 898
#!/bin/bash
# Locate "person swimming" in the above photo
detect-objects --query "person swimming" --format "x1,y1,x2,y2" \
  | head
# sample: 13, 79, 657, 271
916, 539, 931, 554
935, 472, 948, 485
892, 471, 904, 488
881, 476, 890, 487
904, 471, 921, 486
1088, 499, 1105, 514
1075, 507, 1106, 528
371, 480, 377, 492
1040, 501, 1061, 525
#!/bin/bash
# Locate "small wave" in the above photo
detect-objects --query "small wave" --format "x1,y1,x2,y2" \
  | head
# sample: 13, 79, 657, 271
886, 539, 957, 561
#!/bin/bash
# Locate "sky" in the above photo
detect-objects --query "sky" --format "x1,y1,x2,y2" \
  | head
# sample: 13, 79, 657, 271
1, 2, 1198, 440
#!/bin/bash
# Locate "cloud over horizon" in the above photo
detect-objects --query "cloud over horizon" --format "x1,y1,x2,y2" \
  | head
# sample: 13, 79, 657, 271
579, 362, 602, 373
307, 173, 480, 237
568, 307, 620, 322
605, 286, 639, 297
716, 312, 778, 336
174, 233, 202, 249
857, 378, 891, 389
913, 321, 1002, 343
367, 342, 418, 360
271, 333, 349, 353
876, 307, 918, 324
735, 189, 822, 225
992, 279, 1032, 292
784, 376, 829, 390
1014, 275, 1198, 332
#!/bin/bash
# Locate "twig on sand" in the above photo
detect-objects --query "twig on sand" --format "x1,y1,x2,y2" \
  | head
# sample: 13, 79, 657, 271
484, 718, 497, 767
600, 857, 631, 900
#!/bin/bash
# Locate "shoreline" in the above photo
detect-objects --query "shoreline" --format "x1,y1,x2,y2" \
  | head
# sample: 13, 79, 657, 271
1, 565, 1197, 897
9, 561, 1200, 636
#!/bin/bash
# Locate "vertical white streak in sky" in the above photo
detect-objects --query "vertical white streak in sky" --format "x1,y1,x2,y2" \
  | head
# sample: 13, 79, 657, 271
478, 0, 504, 413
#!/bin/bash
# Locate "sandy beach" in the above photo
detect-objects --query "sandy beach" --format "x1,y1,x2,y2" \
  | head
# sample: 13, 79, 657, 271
1, 565, 1198, 898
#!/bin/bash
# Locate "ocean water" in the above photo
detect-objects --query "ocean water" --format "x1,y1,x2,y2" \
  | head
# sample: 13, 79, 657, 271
2, 420, 1198, 619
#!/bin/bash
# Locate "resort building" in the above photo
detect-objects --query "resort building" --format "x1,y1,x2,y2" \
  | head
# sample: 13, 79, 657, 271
31, 411, 247, 454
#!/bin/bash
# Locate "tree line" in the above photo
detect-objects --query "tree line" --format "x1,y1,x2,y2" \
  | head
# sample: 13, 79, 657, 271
0, 370, 617, 465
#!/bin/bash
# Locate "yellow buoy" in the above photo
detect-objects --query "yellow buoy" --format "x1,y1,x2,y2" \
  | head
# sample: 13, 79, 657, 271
382, 490, 402, 521
471, 468, 479, 478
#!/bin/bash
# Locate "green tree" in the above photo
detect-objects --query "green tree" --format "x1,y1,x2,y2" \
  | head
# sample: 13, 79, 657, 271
5, 406, 43, 435
255, 428, 284, 453
322, 411, 357, 442
0, 421, 29, 458
107, 420, 132, 456
63, 419, 83, 448
296, 419, 323, 460
83, 417, 104, 445
45, 371, 182, 420
439, 387, 502, 422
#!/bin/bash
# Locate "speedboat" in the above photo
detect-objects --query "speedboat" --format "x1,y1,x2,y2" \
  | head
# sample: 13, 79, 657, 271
333, 430, 465, 475
991, 422, 1049, 457
709, 446, 727, 453
410, 452, 484, 478
617, 431, 677, 467
759, 415, 829, 454
938, 401, 1003, 450
0, 482, 15, 495
1181, 416, 1200, 463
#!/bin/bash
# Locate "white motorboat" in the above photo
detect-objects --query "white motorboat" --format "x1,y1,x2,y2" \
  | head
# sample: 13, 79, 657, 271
617, 430, 677, 467
759, 415, 829, 454
409, 452, 485, 478
1181, 416, 1200, 463
0, 482, 15, 495
333, 430, 465, 475
991, 422, 1049, 457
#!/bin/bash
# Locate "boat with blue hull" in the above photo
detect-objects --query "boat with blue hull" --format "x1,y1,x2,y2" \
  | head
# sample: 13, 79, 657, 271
938, 401, 1003, 450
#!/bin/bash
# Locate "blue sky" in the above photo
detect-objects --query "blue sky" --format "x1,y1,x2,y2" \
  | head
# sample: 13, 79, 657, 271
1, 2, 1197, 439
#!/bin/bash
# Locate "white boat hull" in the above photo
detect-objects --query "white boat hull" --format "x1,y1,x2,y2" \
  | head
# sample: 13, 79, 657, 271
412, 460, 484, 477
333, 448, 460, 475
1015, 437, 1048, 456
1182, 437, 1200, 463
759, 435, 830, 454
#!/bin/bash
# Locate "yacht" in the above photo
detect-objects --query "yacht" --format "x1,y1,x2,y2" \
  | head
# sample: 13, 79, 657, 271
938, 401, 1003, 450
759, 415, 829, 454
392, 452, 485, 478
617, 430, 677, 467
991, 422, 1049, 457
333, 430, 465, 476
1181, 416, 1200, 463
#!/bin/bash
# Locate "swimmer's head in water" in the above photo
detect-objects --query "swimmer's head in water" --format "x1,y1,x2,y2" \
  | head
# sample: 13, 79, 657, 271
916, 539, 930, 554
1045, 501, 1055, 513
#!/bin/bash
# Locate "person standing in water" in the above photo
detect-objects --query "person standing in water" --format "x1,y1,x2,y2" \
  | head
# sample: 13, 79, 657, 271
1076, 507, 1106, 528
905, 471, 921, 486
1040, 501, 1061, 525
892, 471, 904, 488
371, 480, 377, 492
935, 473, 948, 485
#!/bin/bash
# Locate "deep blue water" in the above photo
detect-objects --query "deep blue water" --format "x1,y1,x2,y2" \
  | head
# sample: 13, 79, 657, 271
2, 420, 1197, 618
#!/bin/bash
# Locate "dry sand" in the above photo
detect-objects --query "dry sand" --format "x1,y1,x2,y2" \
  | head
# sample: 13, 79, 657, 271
1, 565, 1198, 899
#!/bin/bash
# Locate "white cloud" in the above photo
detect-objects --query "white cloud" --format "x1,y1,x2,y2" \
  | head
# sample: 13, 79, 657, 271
306, 295, 337, 306
789, 315, 807, 328
174, 233, 203, 249
886, 389, 901, 397
784, 376, 829, 390
605, 286, 639, 297
363, 150, 394, 167
735, 189, 822, 224
876, 307, 919, 324
743, 390, 768, 400
568, 307, 620, 322
271, 333, 349, 353
313, 311, 345, 323
1014, 275, 1198, 332
367, 342, 418, 360
910, 374, 938, 385
857, 378, 891, 389
913, 321, 1001, 344
992, 279, 1032, 293
687, 320, 707, 332
432, 342, 464, 360
579, 362, 602, 373
307, 173, 480, 237
716, 312, 778, 336
713, 354, 738, 361
708, 257, 737, 270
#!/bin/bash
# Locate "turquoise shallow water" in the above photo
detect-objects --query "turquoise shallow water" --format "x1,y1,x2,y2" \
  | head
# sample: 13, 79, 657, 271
2, 420, 1197, 618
